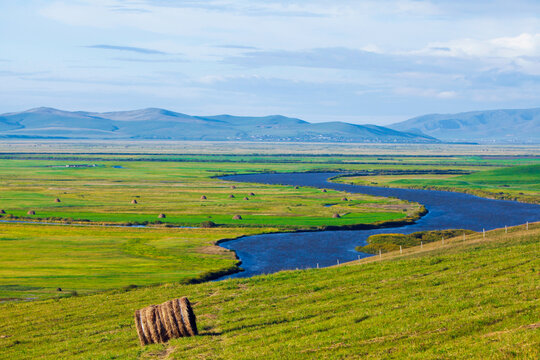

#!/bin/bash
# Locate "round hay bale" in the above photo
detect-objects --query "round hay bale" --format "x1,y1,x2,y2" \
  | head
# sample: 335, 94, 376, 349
0, 209, 5, 214
230, 185, 236, 189
342, 197, 348, 201
158, 213, 166, 219
143, 306, 161, 344
27, 210, 36, 215
200, 195, 207, 200
243, 197, 249, 200
56, 287, 62, 292
332, 213, 341, 218
171, 298, 189, 337
131, 199, 138, 204
232, 215, 242, 220
160, 300, 181, 339
152, 306, 168, 343
249, 192, 255, 196
229, 194, 235, 198
179, 297, 198, 336
54, 198, 61, 203
294, 186, 299, 189
322, 189, 327, 193
134, 309, 150, 346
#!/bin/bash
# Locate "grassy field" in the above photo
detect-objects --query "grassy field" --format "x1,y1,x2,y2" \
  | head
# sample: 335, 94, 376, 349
334, 164, 540, 204
0, 224, 280, 300
0, 159, 426, 228
0, 223, 537, 359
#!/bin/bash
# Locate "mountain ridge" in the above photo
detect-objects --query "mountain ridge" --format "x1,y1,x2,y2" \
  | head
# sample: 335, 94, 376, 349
390, 107, 540, 143
0, 107, 438, 143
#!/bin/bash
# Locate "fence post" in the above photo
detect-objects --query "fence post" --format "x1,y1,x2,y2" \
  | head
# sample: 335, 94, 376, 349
526, 221, 529, 230
505, 225, 507, 233
400, 245, 402, 254
317, 263, 319, 269
337, 259, 339, 265
421, 241, 423, 249
379, 249, 382, 259
483, 228, 485, 239
442, 237, 444, 245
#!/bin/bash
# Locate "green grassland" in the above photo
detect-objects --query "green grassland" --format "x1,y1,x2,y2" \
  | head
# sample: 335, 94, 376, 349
0, 224, 280, 300
0, 223, 538, 359
355, 229, 477, 254
0, 159, 426, 228
334, 164, 540, 204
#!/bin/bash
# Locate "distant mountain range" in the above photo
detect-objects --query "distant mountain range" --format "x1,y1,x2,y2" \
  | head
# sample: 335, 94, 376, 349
390, 108, 540, 143
1, 107, 538, 143
0, 107, 437, 143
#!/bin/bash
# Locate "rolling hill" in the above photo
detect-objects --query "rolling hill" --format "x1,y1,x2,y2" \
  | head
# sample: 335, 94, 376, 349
390, 108, 540, 143
0, 107, 438, 143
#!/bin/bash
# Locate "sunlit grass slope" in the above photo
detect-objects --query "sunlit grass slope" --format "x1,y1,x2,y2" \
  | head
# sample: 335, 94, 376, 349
0, 223, 537, 359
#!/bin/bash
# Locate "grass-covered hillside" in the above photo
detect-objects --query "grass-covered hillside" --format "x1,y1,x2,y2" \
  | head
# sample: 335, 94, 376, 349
334, 164, 540, 204
0, 223, 538, 359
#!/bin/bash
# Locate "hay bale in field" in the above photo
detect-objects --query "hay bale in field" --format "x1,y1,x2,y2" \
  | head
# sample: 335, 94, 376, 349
134, 297, 198, 346
244, 197, 249, 200
249, 192, 255, 196
27, 210, 36, 215
200, 195, 207, 200
332, 213, 341, 218
322, 189, 327, 193
229, 194, 235, 198
56, 287, 62, 292
232, 215, 242, 220
230, 185, 236, 189
158, 213, 166, 219
341, 197, 348, 201
131, 199, 138, 204
0, 209, 5, 214
54, 198, 61, 203
294, 186, 299, 189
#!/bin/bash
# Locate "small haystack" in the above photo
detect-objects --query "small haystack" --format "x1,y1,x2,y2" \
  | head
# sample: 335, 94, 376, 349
200, 195, 207, 200
332, 213, 341, 218
230, 185, 236, 189
294, 186, 299, 189
322, 189, 327, 193
158, 213, 166, 219
249, 192, 255, 196
0, 209, 5, 214
131, 199, 138, 204
54, 198, 61, 203
243, 197, 249, 200
229, 194, 235, 198
341, 197, 348, 201
56, 287, 62, 292
232, 215, 242, 220
134, 297, 198, 346
27, 210, 36, 215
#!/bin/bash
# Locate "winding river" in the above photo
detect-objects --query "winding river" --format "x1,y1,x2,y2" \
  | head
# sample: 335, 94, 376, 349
218, 172, 540, 279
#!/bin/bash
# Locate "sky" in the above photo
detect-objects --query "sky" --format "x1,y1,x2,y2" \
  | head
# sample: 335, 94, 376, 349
1, 0, 540, 125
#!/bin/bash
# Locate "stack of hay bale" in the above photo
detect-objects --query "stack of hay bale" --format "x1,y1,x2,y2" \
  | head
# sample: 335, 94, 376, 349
134, 297, 198, 345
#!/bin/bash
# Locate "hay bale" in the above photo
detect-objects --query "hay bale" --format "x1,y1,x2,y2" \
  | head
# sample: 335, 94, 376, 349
27, 210, 36, 215
229, 194, 235, 198
0, 210, 5, 214
332, 213, 341, 218
249, 192, 255, 196
54, 198, 61, 203
131, 199, 138, 204
135, 297, 198, 346
230, 185, 236, 189
322, 189, 327, 193
158, 213, 166, 219
179, 297, 198, 336
243, 197, 249, 200
232, 215, 242, 220
200, 195, 207, 200
56, 287, 62, 292
342, 197, 348, 201
294, 186, 299, 189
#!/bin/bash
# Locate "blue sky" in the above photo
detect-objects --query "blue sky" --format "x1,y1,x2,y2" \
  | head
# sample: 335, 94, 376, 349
1, 0, 540, 124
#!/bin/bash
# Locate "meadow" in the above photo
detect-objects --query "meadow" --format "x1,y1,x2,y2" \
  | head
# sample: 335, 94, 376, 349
0, 223, 537, 359
333, 164, 540, 204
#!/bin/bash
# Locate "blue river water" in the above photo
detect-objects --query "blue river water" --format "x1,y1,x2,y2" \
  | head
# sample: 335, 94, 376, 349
218, 172, 540, 279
